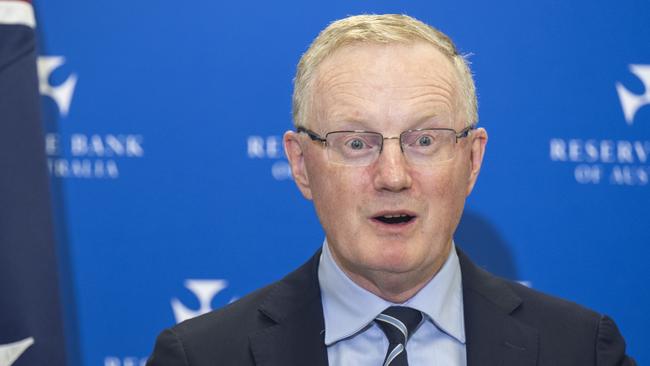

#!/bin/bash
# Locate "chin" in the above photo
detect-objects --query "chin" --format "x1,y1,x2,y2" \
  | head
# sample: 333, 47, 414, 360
367, 247, 424, 273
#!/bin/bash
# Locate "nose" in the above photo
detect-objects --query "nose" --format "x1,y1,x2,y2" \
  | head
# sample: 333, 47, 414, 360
372, 138, 412, 192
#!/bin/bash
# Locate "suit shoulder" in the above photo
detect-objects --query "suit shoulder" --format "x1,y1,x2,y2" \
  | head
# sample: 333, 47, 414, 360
507, 281, 602, 322
155, 280, 280, 365
459, 250, 634, 365
460, 253, 602, 329
499, 277, 634, 364
171, 249, 321, 340
173, 279, 278, 340
502, 278, 601, 325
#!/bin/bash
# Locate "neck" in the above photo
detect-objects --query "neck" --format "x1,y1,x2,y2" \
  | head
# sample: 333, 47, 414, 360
329, 243, 452, 304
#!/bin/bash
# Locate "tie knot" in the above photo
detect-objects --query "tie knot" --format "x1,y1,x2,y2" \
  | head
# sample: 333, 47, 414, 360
375, 306, 423, 345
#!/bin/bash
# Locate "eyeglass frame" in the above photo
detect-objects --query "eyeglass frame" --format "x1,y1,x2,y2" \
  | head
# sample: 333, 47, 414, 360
295, 124, 477, 165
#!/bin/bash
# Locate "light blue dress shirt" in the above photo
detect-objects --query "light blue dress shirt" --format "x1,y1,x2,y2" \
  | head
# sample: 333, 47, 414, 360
318, 240, 467, 366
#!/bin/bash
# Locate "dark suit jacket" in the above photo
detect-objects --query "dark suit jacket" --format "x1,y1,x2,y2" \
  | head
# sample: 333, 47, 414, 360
147, 248, 635, 365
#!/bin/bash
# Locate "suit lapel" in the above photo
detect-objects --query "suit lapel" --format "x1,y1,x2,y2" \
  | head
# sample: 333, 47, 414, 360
248, 247, 540, 366
458, 248, 539, 366
249, 251, 328, 366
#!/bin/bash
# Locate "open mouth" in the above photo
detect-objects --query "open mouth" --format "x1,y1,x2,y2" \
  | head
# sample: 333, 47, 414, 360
373, 214, 416, 225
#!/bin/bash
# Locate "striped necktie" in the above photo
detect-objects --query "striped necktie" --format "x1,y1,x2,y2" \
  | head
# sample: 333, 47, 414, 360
375, 306, 423, 366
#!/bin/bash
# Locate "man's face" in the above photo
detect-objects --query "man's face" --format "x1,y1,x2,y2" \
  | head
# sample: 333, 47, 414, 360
285, 42, 487, 298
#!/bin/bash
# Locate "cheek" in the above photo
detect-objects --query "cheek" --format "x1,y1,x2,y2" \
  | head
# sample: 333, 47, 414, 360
415, 167, 467, 221
306, 161, 370, 227
414, 168, 453, 198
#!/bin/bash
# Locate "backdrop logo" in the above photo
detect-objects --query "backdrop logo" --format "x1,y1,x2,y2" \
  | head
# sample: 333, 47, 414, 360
0, 337, 34, 366
171, 279, 238, 323
46, 133, 144, 179
616, 64, 650, 125
37, 56, 78, 117
38, 55, 146, 180
104, 356, 147, 366
247, 134, 292, 180
549, 64, 650, 186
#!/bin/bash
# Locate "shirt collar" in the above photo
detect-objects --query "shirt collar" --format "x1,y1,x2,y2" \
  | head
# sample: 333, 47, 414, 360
318, 239, 465, 346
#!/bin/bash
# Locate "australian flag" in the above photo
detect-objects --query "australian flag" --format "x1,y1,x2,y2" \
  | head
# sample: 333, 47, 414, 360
0, 1, 67, 365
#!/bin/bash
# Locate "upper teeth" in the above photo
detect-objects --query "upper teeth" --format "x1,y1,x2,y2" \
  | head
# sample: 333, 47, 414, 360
383, 214, 408, 218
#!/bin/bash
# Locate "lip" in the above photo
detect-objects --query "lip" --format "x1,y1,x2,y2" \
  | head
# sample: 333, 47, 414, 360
369, 210, 418, 233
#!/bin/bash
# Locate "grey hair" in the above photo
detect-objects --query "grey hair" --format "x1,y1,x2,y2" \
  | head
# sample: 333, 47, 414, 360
292, 14, 478, 128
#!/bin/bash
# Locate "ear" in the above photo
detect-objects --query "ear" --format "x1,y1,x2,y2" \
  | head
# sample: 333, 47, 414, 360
284, 131, 313, 200
466, 127, 488, 196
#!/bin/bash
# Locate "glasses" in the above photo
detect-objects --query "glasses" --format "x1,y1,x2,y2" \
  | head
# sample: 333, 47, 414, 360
297, 124, 476, 167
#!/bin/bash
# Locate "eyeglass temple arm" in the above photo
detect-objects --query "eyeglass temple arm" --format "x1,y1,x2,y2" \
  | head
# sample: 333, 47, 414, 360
455, 124, 477, 141
296, 126, 327, 143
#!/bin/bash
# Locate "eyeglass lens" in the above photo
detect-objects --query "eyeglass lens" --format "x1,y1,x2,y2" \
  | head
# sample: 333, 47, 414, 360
324, 130, 457, 166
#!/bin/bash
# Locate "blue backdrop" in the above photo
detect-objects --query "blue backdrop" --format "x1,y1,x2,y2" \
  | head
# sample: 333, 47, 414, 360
32, 0, 649, 365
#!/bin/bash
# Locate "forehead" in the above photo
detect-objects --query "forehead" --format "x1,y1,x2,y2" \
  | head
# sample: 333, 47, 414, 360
311, 42, 460, 130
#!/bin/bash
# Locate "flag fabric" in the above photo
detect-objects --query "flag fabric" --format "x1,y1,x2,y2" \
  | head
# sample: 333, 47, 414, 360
0, 1, 67, 365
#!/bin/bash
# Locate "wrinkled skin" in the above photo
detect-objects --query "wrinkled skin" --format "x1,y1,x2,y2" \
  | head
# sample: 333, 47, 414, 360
284, 42, 487, 303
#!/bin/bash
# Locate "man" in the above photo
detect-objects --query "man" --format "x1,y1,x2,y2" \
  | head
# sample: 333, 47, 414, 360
147, 14, 634, 365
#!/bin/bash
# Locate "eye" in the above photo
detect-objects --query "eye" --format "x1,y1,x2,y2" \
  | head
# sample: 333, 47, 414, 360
417, 135, 433, 146
347, 138, 366, 150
